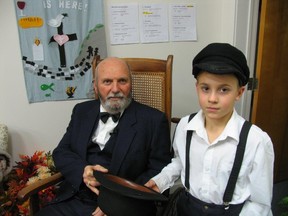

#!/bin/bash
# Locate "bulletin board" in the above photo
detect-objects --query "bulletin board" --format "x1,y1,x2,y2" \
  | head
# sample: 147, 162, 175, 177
14, 0, 107, 103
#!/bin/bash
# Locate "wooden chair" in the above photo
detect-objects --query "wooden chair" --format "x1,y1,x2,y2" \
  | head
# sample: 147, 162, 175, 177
17, 55, 174, 215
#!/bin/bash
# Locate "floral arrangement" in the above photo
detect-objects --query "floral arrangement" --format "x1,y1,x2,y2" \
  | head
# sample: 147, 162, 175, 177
0, 151, 57, 216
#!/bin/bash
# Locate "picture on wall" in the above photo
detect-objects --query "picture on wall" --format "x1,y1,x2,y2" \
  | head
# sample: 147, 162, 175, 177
14, 0, 107, 103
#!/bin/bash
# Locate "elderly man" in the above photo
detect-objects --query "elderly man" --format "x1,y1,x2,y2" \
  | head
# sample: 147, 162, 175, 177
35, 57, 172, 216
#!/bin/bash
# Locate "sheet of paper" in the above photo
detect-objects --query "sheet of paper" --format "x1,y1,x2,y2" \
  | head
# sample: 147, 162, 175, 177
139, 4, 169, 43
109, 3, 140, 45
170, 4, 197, 41
32, 44, 44, 61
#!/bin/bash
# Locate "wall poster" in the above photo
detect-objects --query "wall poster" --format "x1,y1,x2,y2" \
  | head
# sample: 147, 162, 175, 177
14, 0, 107, 103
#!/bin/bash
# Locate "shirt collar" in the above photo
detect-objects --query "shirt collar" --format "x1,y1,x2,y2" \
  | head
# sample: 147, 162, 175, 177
219, 110, 241, 142
100, 105, 106, 113
185, 109, 241, 144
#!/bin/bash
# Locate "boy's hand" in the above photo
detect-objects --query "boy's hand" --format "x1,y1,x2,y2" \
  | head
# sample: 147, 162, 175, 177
145, 179, 160, 192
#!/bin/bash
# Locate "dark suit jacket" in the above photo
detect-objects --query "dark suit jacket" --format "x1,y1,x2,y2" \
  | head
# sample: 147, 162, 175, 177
52, 99, 172, 202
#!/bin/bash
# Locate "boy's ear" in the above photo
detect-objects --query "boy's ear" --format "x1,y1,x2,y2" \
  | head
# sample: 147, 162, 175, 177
236, 86, 246, 101
195, 81, 199, 92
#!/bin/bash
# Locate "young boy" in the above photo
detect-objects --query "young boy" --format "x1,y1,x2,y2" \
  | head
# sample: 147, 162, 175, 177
146, 43, 274, 216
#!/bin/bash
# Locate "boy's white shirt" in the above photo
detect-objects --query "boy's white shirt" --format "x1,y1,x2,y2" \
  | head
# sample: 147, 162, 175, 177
152, 109, 274, 216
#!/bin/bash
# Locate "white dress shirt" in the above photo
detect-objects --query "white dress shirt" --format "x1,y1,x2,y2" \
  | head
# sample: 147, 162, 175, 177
152, 109, 274, 216
92, 106, 120, 150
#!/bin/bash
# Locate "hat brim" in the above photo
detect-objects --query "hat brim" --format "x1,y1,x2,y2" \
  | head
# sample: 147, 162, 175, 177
94, 171, 168, 201
194, 61, 242, 74
193, 60, 247, 86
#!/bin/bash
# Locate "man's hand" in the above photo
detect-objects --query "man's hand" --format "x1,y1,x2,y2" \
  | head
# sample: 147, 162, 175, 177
92, 207, 107, 216
145, 179, 160, 192
83, 164, 108, 195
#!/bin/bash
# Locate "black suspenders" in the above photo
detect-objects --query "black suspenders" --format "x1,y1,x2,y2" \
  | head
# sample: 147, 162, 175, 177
184, 113, 197, 190
184, 113, 252, 208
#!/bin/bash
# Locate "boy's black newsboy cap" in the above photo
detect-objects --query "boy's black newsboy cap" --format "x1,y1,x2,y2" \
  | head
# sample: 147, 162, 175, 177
192, 43, 250, 86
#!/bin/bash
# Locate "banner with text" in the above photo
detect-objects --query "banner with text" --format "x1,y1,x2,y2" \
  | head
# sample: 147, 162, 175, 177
14, 0, 107, 103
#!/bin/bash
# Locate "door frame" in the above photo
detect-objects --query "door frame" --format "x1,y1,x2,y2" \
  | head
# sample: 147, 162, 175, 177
234, 0, 260, 120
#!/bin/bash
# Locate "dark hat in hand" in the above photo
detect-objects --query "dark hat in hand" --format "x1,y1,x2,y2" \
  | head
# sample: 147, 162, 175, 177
192, 43, 250, 86
94, 171, 168, 216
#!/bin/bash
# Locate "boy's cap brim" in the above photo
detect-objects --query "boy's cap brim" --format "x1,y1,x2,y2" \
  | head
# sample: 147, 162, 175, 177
192, 43, 250, 86
94, 171, 167, 216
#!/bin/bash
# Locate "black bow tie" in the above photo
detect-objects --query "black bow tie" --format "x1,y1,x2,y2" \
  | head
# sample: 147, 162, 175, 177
100, 112, 121, 123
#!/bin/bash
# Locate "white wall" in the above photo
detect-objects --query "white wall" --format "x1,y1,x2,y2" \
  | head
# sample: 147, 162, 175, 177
0, 0, 255, 163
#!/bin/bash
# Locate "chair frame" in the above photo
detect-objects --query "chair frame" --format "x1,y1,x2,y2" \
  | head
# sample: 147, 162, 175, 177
17, 55, 173, 215
124, 56, 173, 123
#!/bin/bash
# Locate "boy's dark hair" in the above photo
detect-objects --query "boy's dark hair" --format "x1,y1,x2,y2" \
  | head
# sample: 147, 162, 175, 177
192, 43, 250, 86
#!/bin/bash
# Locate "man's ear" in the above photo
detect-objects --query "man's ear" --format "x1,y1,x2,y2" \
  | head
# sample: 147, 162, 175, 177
93, 81, 99, 99
236, 86, 246, 101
